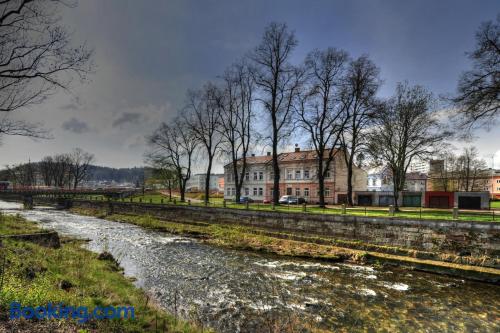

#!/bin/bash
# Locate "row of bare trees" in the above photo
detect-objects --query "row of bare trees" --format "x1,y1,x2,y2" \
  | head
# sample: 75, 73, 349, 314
147, 22, 452, 208
147, 63, 256, 203
433, 147, 490, 192
6, 148, 94, 188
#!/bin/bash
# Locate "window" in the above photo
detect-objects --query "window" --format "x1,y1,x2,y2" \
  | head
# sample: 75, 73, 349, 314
497, 180, 500, 184
253, 172, 258, 180
295, 170, 301, 179
286, 187, 292, 195
304, 169, 310, 179
231, 188, 236, 196
295, 188, 300, 196
304, 188, 309, 197
270, 189, 273, 196
258, 188, 263, 196
325, 188, 331, 197
245, 188, 249, 195
269, 172, 274, 181
226, 188, 230, 195
253, 188, 258, 196
287, 170, 293, 180
259, 171, 264, 180
325, 169, 331, 178
245, 172, 249, 181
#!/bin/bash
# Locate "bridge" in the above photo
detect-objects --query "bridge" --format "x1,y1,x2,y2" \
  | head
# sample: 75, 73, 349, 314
0, 188, 138, 209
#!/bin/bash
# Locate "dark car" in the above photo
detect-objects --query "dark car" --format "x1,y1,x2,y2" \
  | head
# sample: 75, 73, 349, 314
239, 196, 254, 203
278, 195, 306, 205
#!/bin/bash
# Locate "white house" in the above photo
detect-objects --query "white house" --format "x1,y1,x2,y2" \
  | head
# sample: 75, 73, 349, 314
366, 167, 394, 192
186, 173, 222, 192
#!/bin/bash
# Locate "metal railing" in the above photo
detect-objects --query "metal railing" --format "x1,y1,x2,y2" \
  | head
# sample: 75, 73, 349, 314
78, 195, 499, 223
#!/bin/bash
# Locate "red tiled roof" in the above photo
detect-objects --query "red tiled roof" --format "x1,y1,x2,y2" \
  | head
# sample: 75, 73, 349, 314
277, 149, 340, 162
223, 149, 343, 168
245, 155, 273, 164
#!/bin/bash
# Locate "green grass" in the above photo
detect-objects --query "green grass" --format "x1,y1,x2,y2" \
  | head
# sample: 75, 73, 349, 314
83, 192, 500, 223
0, 213, 205, 332
491, 201, 500, 209
0, 213, 41, 235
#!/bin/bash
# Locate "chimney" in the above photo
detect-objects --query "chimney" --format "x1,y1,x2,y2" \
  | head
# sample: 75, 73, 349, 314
267, 152, 271, 156
294, 144, 300, 152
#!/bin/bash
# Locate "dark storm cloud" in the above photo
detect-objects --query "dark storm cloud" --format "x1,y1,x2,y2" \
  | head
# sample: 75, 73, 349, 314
61, 117, 91, 134
2, 0, 499, 168
112, 112, 143, 128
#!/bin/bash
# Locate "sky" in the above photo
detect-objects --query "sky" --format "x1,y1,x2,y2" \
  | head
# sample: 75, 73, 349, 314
2, 0, 500, 172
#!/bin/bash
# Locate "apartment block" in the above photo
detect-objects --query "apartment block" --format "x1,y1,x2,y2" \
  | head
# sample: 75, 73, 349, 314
223, 147, 367, 204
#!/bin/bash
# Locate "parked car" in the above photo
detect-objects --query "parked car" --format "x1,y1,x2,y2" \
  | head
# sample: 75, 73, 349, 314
278, 195, 306, 205
239, 196, 254, 203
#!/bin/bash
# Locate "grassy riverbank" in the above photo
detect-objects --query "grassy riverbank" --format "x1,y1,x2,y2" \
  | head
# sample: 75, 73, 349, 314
70, 207, 500, 283
0, 213, 205, 332
88, 192, 500, 223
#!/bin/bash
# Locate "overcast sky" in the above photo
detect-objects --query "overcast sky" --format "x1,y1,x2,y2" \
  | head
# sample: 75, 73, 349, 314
2, 0, 500, 172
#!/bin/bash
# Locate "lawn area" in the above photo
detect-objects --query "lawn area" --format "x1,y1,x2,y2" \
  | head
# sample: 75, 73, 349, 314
0, 213, 41, 235
88, 193, 500, 223
0, 213, 204, 332
491, 201, 500, 209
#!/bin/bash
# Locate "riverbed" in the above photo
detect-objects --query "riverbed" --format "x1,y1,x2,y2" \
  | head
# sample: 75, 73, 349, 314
1, 201, 499, 332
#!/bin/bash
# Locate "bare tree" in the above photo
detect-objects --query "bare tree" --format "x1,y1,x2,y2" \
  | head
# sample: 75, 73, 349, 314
52, 153, 72, 188
218, 61, 255, 203
145, 152, 179, 200
296, 48, 350, 207
339, 55, 381, 206
368, 83, 449, 210
453, 15, 499, 130
68, 148, 95, 189
251, 22, 303, 204
39, 155, 54, 187
454, 147, 489, 192
0, 0, 93, 138
6, 160, 35, 187
0, 118, 50, 141
149, 117, 198, 202
184, 83, 223, 204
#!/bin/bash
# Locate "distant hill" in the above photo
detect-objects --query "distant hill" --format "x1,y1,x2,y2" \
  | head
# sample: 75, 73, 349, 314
0, 164, 146, 184
87, 165, 145, 183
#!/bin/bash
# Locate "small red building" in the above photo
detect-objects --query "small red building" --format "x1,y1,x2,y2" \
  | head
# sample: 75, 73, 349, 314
425, 191, 454, 208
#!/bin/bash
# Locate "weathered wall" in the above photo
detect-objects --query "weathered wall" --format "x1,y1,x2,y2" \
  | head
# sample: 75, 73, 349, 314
0, 231, 60, 248
73, 200, 500, 256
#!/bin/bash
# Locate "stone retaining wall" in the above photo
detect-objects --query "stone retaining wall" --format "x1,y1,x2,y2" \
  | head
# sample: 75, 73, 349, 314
0, 231, 60, 248
73, 200, 500, 256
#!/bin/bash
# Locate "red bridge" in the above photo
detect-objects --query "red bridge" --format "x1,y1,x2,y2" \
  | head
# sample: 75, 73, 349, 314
0, 188, 139, 209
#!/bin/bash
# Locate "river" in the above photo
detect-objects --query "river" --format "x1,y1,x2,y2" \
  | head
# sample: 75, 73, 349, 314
1, 201, 499, 332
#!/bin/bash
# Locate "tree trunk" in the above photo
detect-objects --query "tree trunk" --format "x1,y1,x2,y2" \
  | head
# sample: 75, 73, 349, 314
346, 155, 354, 206
204, 156, 213, 204
272, 134, 280, 204
393, 171, 402, 211
318, 159, 325, 208
179, 176, 186, 202
233, 161, 241, 203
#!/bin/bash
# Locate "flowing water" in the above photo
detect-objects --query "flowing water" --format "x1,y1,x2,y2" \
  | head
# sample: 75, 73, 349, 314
1, 201, 499, 332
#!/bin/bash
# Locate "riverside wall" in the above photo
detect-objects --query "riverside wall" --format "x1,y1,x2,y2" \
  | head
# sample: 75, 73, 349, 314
73, 200, 500, 256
